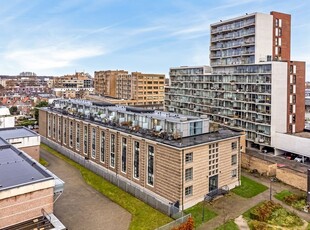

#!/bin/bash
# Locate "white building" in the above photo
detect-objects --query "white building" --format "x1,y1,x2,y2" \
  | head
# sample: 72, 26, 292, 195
165, 11, 306, 153
0, 106, 15, 128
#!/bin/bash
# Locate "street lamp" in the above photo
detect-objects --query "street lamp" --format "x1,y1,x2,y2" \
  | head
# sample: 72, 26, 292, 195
202, 195, 208, 222
270, 177, 276, 201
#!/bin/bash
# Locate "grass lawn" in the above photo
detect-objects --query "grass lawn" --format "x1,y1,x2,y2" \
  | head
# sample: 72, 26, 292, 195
274, 190, 293, 201
184, 202, 217, 228
231, 176, 268, 198
215, 220, 239, 230
41, 144, 172, 230
39, 157, 49, 166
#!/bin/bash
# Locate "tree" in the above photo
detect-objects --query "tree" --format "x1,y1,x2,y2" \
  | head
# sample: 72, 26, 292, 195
9, 106, 18, 115
34, 101, 49, 123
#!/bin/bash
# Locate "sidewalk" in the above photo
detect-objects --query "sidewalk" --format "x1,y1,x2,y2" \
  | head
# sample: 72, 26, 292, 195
199, 170, 309, 229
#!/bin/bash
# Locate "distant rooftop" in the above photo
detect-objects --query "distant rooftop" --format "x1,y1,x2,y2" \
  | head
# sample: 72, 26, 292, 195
0, 145, 53, 191
0, 106, 11, 116
0, 127, 38, 140
292, 131, 310, 139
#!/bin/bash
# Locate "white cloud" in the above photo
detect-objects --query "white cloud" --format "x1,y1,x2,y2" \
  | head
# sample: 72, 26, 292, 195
5, 46, 105, 70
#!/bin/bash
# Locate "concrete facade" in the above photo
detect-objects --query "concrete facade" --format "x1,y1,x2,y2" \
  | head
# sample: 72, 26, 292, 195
165, 11, 306, 150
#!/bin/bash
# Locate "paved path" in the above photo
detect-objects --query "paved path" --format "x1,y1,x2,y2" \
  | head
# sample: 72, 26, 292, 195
234, 216, 249, 230
199, 170, 310, 229
41, 149, 131, 230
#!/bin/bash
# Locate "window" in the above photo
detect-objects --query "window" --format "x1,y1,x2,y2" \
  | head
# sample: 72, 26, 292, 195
293, 75, 296, 84
83, 125, 88, 155
290, 85, 293, 94
231, 141, 237, 150
122, 138, 127, 173
189, 121, 202, 135
100, 131, 105, 162
275, 18, 279, 27
185, 186, 193, 196
58, 117, 61, 141
53, 116, 56, 139
289, 105, 293, 114
91, 127, 96, 159
292, 95, 296, 104
48, 114, 51, 137
292, 115, 296, 123
76, 123, 80, 150
232, 169, 237, 178
133, 141, 140, 179
278, 28, 282, 36
185, 152, 193, 163
185, 168, 193, 181
110, 134, 115, 167
147, 145, 154, 186
63, 119, 67, 145
69, 121, 73, 147
231, 154, 237, 165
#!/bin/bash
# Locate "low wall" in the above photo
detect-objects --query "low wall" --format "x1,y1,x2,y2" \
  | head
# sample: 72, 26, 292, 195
242, 152, 307, 191
241, 153, 277, 176
276, 168, 307, 191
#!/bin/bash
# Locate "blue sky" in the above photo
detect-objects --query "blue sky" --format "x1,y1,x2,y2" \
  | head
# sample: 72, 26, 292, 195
0, 0, 309, 79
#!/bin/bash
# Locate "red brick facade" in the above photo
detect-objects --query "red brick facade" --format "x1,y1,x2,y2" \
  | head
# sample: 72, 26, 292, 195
0, 187, 54, 229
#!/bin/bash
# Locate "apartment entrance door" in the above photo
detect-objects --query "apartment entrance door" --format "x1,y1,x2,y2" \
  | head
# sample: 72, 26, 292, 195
209, 175, 218, 192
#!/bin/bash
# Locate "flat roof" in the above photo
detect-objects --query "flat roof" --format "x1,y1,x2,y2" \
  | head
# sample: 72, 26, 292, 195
0, 127, 38, 140
292, 131, 310, 139
45, 108, 242, 148
0, 146, 53, 191
0, 137, 8, 147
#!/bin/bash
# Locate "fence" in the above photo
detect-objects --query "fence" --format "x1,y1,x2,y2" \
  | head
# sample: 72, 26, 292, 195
156, 214, 191, 230
41, 137, 181, 217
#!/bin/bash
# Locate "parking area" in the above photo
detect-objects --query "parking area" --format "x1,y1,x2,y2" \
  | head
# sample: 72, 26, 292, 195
246, 147, 309, 173
40, 148, 131, 230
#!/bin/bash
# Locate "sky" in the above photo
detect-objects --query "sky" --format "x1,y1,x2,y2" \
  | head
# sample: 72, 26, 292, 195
0, 0, 309, 80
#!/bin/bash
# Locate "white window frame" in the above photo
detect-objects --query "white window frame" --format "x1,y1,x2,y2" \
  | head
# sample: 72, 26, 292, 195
185, 186, 193, 197
133, 141, 140, 180
100, 131, 105, 163
185, 168, 193, 181
110, 133, 115, 168
91, 127, 96, 159
147, 145, 154, 186
185, 152, 193, 163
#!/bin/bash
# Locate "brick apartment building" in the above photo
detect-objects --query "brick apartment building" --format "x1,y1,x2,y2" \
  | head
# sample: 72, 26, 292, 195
39, 99, 244, 210
165, 11, 305, 153
94, 70, 165, 109
49, 72, 94, 99
0, 128, 65, 229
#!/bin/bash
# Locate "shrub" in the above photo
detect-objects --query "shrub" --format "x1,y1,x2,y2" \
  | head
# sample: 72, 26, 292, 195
284, 194, 299, 205
250, 201, 281, 222
250, 220, 268, 230
172, 217, 194, 230
268, 208, 303, 227
292, 199, 307, 211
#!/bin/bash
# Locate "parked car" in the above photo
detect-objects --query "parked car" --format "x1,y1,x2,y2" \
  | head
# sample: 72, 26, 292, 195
294, 157, 303, 163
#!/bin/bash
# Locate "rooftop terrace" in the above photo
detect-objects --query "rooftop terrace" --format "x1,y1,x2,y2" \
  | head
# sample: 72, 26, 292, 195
43, 106, 242, 148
